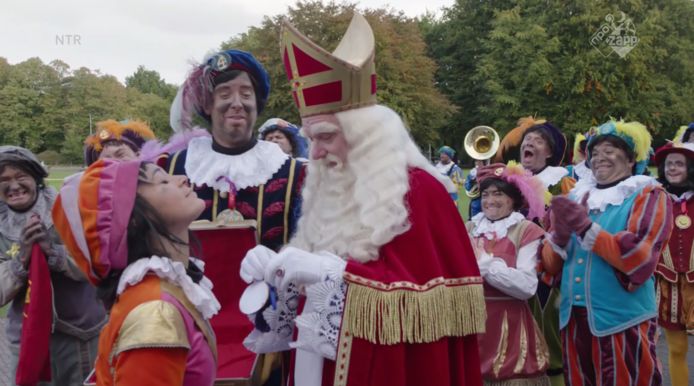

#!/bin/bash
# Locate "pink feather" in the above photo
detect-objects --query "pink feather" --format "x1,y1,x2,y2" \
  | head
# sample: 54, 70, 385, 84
503, 172, 546, 221
139, 128, 210, 161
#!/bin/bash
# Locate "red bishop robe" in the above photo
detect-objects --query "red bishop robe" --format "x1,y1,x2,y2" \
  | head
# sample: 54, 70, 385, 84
292, 168, 486, 386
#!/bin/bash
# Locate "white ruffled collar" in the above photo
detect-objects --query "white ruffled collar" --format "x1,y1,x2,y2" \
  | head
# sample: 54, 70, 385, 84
573, 161, 592, 181
670, 190, 694, 202
470, 211, 526, 240
117, 256, 221, 319
185, 136, 289, 191
571, 174, 659, 212
535, 166, 568, 188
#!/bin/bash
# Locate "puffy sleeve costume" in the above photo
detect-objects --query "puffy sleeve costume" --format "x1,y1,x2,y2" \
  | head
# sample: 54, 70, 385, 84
52, 159, 221, 386
541, 121, 673, 386
467, 213, 550, 384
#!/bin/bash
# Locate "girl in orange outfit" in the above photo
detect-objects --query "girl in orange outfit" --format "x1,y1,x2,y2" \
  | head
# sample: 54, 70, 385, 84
52, 159, 220, 385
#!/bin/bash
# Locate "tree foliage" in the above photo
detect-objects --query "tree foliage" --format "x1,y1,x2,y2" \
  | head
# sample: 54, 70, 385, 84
425, 0, 694, 159
1, 0, 692, 165
221, 0, 454, 146
126, 65, 177, 100
0, 58, 176, 163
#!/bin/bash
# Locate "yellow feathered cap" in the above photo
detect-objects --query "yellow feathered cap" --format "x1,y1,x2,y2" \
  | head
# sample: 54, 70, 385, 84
588, 119, 651, 174
84, 119, 156, 166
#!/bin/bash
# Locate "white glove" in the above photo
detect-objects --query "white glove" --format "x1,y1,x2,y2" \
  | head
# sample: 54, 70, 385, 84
264, 247, 346, 291
241, 245, 277, 284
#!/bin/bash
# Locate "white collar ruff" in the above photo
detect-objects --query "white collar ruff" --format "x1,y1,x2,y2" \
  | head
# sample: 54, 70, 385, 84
185, 136, 289, 191
535, 166, 568, 188
670, 190, 694, 203
573, 161, 592, 181
470, 211, 526, 240
571, 174, 659, 212
117, 256, 221, 319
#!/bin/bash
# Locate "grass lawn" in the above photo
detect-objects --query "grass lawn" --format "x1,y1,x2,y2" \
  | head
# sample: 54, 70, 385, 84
45, 165, 83, 189
456, 169, 472, 220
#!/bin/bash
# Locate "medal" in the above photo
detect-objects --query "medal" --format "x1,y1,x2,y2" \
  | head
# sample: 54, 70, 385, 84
214, 176, 244, 224
676, 214, 691, 229
676, 201, 691, 229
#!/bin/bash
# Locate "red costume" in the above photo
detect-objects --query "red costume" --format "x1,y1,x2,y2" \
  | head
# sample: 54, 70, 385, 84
319, 169, 485, 386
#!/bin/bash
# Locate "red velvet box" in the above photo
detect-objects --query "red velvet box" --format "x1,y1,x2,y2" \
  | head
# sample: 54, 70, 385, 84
191, 221, 261, 386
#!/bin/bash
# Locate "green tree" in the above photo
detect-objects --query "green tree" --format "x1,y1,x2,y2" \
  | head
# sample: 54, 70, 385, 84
0, 58, 175, 163
0, 58, 64, 151
220, 0, 453, 146
425, 0, 694, 159
126, 65, 177, 100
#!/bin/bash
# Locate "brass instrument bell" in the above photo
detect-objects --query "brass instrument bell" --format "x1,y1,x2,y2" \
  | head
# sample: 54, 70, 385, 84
464, 126, 500, 161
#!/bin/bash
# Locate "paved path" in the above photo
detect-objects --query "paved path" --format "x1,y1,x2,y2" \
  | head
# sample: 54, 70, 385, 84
655, 329, 694, 385
0, 316, 691, 385
0, 318, 12, 386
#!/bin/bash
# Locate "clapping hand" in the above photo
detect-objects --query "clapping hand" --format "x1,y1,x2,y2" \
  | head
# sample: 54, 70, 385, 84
18, 213, 50, 268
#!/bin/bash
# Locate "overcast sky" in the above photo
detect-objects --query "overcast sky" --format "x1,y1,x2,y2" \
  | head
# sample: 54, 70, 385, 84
0, 0, 453, 85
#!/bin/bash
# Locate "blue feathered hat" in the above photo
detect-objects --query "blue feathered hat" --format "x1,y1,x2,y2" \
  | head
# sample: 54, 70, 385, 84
438, 146, 456, 159
258, 118, 308, 159
170, 49, 271, 132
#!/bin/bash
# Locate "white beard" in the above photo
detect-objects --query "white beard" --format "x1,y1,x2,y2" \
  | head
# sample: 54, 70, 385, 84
291, 104, 450, 263
290, 157, 376, 263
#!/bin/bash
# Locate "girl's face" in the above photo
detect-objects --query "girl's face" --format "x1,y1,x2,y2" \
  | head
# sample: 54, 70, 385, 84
481, 185, 514, 221
137, 163, 205, 231
664, 153, 688, 186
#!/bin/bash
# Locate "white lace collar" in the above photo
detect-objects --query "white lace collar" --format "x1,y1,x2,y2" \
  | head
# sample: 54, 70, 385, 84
571, 174, 659, 212
669, 190, 694, 203
573, 161, 592, 181
185, 136, 289, 191
470, 211, 526, 240
535, 166, 568, 188
117, 256, 221, 319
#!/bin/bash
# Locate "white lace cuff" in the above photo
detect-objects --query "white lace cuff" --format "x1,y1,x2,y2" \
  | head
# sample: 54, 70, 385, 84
244, 283, 299, 353
545, 235, 568, 261
578, 223, 601, 251
243, 328, 292, 353
290, 274, 347, 360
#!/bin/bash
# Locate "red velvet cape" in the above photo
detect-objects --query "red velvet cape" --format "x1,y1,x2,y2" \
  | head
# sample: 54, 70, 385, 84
295, 168, 486, 386
16, 245, 52, 386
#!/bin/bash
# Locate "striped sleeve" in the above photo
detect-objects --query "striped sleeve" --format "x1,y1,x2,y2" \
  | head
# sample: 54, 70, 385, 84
588, 185, 673, 288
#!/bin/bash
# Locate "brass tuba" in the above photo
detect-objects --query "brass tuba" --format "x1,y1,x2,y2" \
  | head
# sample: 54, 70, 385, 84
463, 126, 499, 198
464, 125, 500, 161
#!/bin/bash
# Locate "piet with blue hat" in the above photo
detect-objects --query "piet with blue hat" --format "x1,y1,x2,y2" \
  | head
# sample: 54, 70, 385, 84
258, 118, 308, 159
160, 47, 303, 385
170, 49, 271, 132
438, 145, 456, 160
